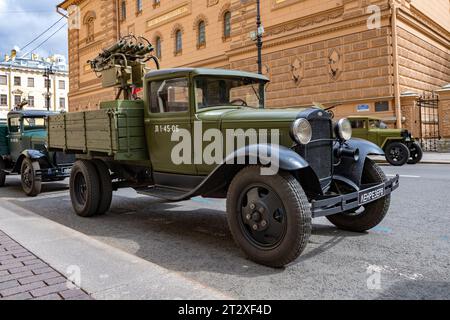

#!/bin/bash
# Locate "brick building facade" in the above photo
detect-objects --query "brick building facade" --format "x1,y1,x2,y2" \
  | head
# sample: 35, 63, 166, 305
57, 0, 450, 150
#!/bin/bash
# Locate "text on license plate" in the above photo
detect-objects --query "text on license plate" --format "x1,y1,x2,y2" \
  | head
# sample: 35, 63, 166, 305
358, 184, 385, 205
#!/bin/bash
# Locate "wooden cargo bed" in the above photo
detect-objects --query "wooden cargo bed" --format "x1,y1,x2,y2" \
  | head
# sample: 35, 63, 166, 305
48, 100, 148, 161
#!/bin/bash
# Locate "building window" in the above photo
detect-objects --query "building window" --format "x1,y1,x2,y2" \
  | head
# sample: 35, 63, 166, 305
14, 76, 21, 86
175, 30, 182, 54
121, 1, 127, 20
224, 11, 231, 39
59, 97, 66, 110
86, 17, 95, 43
28, 96, 34, 107
0, 94, 7, 106
136, 0, 142, 14
155, 37, 162, 59
27, 77, 34, 87
59, 80, 66, 90
197, 21, 206, 48
44, 79, 52, 88
14, 95, 21, 107
0, 75, 7, 85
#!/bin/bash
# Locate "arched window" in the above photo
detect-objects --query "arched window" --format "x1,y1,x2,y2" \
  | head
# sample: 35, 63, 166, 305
223, 11, 231, 39
86, 17, 95, 43
175, 30, 182, 54
198, 21, 206, 47
155, 37, 162, 59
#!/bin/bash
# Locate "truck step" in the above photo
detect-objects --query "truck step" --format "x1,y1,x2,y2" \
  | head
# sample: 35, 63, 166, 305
135, 186, 192, 202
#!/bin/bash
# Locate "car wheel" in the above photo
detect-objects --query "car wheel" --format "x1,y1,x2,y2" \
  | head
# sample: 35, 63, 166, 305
385, 142, 410, 166
407, 142, 423, 165
70, 160, 101, 217
327, 159, 391, 232
0, 158, 6, 187
92, 159, 113, 215
20, 158, 42, 197
226, 166, 311, 268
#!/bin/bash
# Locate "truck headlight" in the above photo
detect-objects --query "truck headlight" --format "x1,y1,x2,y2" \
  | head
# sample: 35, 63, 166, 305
291, 118, 312, 145
335, 118, 352, 141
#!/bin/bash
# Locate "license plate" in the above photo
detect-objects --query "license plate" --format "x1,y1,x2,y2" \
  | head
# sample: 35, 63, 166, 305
63, 168, 71, 174
358, 184, 385, 205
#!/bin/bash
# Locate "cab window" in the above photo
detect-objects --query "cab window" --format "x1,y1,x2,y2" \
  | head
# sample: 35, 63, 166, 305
149, 78, 189, 113
8, 117, 21, 133
350, 120, 366, 129
23, 117, 46, 131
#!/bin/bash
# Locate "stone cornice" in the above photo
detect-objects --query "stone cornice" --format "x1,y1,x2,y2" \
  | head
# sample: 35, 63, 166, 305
57, 0, 85, 10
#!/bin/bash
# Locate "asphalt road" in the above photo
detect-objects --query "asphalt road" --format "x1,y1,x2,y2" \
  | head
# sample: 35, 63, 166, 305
1, 163, 449, 299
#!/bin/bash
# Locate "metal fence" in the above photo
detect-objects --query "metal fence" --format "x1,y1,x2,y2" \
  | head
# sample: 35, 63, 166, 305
417, 94, 440, 152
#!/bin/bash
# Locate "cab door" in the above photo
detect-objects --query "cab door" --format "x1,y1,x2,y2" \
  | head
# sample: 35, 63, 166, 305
144, 77, 197, 175
7, 116, 23, 162
350, 118, 368, 141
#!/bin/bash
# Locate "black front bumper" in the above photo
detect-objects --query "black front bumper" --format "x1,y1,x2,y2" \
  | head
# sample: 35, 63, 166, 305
311, 175, 400, 218
36, 164, 72, 179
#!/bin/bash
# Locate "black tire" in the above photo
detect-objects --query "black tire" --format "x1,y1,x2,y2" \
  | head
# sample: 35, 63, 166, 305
327, 159, 391, 232
20, 158, 42, 197
70, 160, 101, 217
226, 166, 311, 268
0, 158, 6, 187
385, 142, 410, 166
92, 159, 113, 215
407, 142, 423, 165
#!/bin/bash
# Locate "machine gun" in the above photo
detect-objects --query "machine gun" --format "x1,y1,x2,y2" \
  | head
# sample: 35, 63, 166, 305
88, 35, 160, 100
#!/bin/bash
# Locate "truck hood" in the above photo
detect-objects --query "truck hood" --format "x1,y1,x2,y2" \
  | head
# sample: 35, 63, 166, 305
196, 106, 307, 123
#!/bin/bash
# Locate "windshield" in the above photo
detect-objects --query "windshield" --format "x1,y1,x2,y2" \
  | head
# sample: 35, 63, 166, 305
195, 77, 263, 109
369, 120, 388, 129
23, 117, 46, 131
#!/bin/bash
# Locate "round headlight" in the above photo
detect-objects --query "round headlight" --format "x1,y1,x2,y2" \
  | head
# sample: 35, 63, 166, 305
335, 118, 352, 141
291, 118, 312, 145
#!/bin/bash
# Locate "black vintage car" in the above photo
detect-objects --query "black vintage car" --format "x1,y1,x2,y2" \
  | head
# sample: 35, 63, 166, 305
0, 110, 74, 196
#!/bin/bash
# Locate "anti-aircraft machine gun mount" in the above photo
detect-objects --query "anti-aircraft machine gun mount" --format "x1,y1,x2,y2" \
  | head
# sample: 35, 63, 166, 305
88, 35, 160, 100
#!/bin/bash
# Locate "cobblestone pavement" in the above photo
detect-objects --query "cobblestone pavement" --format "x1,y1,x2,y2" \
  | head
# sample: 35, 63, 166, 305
0, 230, 92, 300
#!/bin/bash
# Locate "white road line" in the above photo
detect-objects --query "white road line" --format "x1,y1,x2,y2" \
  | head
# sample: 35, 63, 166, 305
386, 174, 421, 178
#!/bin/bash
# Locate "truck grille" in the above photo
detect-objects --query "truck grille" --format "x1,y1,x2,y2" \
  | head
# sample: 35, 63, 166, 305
294, 118, 333, 182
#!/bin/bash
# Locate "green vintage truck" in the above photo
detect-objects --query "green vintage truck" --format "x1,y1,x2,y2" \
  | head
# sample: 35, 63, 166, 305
47, 38, 399, 267
0, 110, 73, 195
348, 116, 423, 166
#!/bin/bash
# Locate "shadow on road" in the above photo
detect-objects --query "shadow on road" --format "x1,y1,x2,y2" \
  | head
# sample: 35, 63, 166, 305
5, 189, 363, 277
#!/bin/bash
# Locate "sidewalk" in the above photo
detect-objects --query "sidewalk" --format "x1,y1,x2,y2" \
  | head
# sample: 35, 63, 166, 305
371, 152, 450, 165
0, 231, 92, 300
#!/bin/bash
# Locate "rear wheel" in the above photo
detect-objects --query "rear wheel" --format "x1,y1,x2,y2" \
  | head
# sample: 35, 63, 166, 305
385, 142, 410, 166
327, 159, 391, 232
92, 159, 113, 215
20, 158, 42, 197
226, 166, 311, 268
407, 142, 423, 165
70, 160, 100, 217
0, 158, 6, 187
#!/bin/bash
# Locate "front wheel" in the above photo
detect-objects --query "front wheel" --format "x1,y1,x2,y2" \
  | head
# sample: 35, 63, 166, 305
20, 158, 42, 197
327, 159, 391, 232
226, 166, 311, 268
407, 142, 423, 165
70, 160, 101, 217
385, 142, 410, 166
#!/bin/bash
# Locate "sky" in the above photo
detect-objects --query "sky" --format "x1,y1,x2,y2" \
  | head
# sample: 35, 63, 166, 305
0, 0, 68, 60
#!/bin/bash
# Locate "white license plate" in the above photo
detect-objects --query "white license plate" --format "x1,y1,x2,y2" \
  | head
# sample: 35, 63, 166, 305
358, 184, 385, 205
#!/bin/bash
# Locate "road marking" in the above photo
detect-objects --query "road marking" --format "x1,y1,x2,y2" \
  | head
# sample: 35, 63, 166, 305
386, 174, 420, 178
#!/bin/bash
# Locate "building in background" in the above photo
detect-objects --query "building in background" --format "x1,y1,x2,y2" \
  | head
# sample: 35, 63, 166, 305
0, 53, 69, 119
57, 0, 450, 151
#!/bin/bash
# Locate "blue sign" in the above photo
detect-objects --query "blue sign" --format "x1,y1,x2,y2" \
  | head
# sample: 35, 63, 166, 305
357, 104, 370, 112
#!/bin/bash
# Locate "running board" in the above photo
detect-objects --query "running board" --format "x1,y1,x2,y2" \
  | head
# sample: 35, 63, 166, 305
135, 186, 192, 202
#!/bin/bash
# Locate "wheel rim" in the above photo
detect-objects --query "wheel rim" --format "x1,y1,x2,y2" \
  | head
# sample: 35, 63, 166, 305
389, 146, 406, 163
21, 163, 33, 189
237, 184, 287, 249
74, 172, 87, 205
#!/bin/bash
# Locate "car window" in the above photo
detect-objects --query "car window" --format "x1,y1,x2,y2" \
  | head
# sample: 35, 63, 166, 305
350, 120, 366, 129
23, 117, 46, 131
149, 78, 189, 114
8, 117, 21, 133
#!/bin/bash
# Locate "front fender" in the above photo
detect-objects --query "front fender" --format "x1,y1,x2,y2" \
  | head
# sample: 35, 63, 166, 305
334, 138, 384, 187
12, 150, 48, 173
